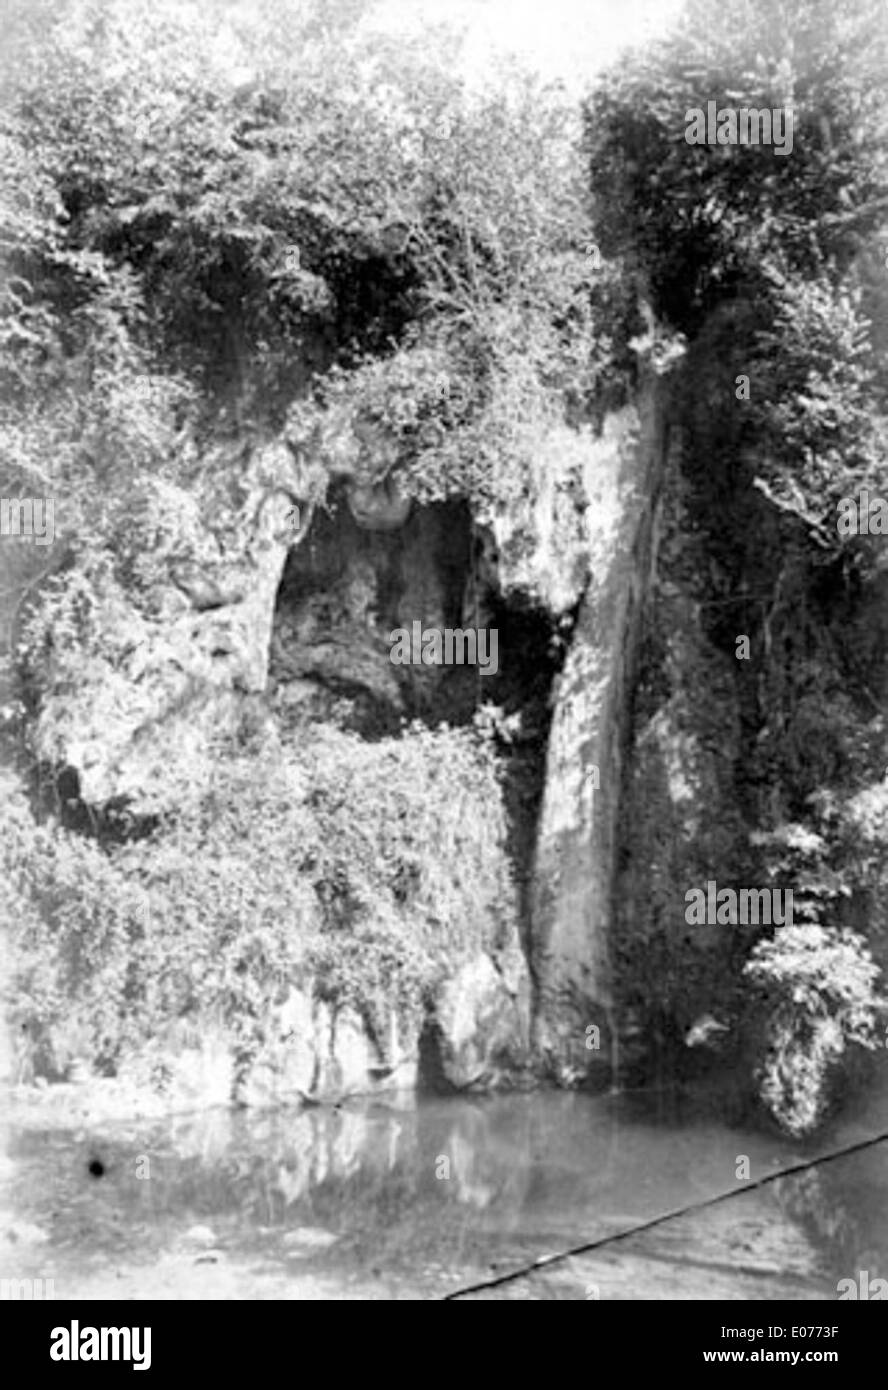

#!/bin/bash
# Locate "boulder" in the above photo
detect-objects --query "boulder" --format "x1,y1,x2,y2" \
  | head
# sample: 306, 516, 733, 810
433, 949, 531, 1090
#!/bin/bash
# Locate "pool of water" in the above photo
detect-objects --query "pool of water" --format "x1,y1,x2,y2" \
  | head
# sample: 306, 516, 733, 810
2, 1075, 888, 1299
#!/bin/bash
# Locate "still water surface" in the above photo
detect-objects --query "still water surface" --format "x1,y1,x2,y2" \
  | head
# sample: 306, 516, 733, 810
3, 1078, 887, 1299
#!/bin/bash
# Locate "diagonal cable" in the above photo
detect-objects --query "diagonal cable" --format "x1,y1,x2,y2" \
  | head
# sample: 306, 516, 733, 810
444, 1128, 888, 1299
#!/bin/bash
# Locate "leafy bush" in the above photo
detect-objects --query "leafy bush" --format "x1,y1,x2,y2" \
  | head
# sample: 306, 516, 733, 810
1, 769, 146, 1078
584, 0, 888, 565
1, 714, 518, 1080
742, 815, 886, 1134
745, 924, 883, 1135
1, 0, 635, 535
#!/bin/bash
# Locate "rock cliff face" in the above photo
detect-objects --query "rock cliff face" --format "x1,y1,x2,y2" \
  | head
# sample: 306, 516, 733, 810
16, 330, 875, 1116
18, 443, 309, 812
269, 491, 481, 733
529, 395, 664, 1084
5, 372, 678, 1108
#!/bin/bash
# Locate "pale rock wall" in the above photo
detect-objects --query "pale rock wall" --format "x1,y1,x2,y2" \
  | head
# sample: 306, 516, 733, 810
27, 460, 302, 812
9, 384, 677, 1111
10, 436, 533, 1111
529, 388, 666, 1083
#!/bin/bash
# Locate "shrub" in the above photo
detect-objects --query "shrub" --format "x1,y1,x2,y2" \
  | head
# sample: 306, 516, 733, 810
1, 714, 519, 1079
744, 923, 883, 1135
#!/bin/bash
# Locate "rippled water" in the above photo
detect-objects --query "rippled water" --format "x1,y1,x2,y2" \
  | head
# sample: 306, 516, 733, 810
2, 1075, 887, 1299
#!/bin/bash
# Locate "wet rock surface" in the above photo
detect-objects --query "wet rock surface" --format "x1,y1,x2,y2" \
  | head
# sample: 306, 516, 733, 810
531, 396, 664, 1081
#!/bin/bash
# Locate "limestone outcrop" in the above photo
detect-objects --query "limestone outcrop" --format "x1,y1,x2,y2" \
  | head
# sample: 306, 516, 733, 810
9, 371, 739, 1112
529, 395, 665, 1084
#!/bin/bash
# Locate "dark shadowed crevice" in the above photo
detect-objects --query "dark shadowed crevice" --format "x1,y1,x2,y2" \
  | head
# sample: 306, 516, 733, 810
269, 495, 568, 972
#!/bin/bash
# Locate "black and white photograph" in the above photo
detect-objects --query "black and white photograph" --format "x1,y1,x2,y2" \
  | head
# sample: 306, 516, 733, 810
1, 0, 887, 1338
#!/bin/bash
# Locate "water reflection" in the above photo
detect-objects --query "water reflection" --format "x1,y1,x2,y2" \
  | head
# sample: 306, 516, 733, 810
773, 1147, 888, 1292
3, 1081, 888, 1298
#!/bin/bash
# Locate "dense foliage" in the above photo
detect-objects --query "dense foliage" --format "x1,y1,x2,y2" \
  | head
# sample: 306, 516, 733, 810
1, 0, 887, 1134
0, 0, 635, 528
1, 714, 517, 1081
584, 0, 888, 563
586, 0, 888, 1127
0, 0, 587, 1085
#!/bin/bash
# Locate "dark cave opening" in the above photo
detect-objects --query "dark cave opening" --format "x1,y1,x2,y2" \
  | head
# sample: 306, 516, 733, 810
269, 491, 569, 966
